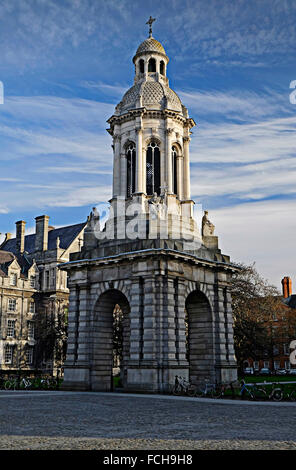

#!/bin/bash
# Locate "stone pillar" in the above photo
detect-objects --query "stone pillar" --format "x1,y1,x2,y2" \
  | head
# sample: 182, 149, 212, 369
183, 136, 191, 200
214, 283, 237, 384
62, 282, 91, 391
166, 128, 173, 194
136, 127, 143, 193
176, 155, 183, 200
128, 278, 144, 363
120, 152, 127, 197
112, 134, 121, 197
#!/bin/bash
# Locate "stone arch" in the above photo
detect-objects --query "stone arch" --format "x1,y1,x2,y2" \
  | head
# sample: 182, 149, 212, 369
185, 289, 215, 385
90, 289, 131, 391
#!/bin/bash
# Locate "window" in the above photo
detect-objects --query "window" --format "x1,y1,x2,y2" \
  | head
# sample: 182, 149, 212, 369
160, 60, 165, 75
8, 298, 16, 312
10, 273, 17, 286
29, 302, 35, 314
30, 276, 36, 288
7, 320, 15, 338
28, 321, 34, 339
283, 343, 289, 355
148, 58, 156, 72
146, 142, 160, 196
46, 271, 50, 289
264, 361, 269, 368
172, 146, 178, 195
274, 361, 280, 370
139, 59, 144, 74
126, 143, 136, 197
4, 345, 13, 364
26, 347, 33, 365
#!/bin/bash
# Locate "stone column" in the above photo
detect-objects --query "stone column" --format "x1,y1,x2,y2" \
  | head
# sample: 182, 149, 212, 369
136, 127, 143, 193
176, 155, 183, 200
128, 278, 144, 363
112, 134, 121, 197
183, 136, 191, 200
120, 152, 127, 197
166, 128, 174, 194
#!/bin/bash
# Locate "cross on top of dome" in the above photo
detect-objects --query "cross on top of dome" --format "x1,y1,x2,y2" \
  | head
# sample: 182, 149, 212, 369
146, 16, 156, 38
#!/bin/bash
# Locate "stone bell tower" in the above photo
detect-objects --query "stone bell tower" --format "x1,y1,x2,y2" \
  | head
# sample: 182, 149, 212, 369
61, 19, 238, 392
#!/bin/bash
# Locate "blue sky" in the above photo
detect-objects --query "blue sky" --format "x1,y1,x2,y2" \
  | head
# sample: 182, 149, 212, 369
0, 0, 295, 288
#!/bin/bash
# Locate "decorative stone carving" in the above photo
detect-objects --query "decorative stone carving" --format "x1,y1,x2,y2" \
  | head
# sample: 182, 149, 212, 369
202, 211, 215, 237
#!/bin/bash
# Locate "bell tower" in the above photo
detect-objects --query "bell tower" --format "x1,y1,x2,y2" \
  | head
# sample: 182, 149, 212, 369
61, 20, 238, 393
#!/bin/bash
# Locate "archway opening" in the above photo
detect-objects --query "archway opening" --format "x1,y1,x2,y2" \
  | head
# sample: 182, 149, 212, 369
92, 289, 130, 391
185, 290, 215, 385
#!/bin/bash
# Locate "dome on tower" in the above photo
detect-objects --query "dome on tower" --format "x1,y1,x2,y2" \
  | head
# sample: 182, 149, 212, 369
116, 80, 183, 114
133, 36, 169, 63
136, 37, 166, 56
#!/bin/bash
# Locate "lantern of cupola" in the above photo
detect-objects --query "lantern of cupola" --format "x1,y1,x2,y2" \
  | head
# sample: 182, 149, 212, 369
107, 17, 196, 213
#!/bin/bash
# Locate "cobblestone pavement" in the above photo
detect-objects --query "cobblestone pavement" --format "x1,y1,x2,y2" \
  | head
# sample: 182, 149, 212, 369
1, 390, 296, 450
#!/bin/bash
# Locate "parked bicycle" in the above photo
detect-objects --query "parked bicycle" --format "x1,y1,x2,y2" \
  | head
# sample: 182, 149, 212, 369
195, 381, 217, 398
215, 380, 238, 399
172, 376, 196, 396
4, 376, 32, 390
239, 380, 267, 400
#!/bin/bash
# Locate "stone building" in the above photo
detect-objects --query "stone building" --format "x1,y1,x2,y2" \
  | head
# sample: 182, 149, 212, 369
0, 216, 86, 376
61, 23, 238, 392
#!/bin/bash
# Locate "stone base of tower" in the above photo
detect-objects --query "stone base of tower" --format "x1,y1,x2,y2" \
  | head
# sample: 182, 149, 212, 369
60, 245, 238, 394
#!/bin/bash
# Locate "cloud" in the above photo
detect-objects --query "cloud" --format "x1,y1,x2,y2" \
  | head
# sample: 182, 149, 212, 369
210, 198, 296, 289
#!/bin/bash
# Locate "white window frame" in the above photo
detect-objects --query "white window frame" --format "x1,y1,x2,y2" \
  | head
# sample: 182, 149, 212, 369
4, 345, 13, 364
10, 273, 17, 286
26, 347, 33, 365
30, 276, 36, 288
28, 321, 34, 339
8, 298, 16, 312
7, 320, 15, 338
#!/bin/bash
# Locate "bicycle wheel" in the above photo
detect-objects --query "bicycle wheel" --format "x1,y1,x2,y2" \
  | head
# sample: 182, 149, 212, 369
4, 380, 12, 390
172, 384, 182, 396
187, 384, 197, 397
253, 387, 267, 400
289, 390, 296, 401
271, 388, 283, 402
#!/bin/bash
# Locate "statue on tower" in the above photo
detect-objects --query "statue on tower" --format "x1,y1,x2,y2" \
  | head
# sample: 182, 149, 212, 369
202, 210, 215, 237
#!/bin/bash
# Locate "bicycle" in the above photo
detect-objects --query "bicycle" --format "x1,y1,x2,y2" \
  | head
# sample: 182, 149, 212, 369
239, 380, 267, 400
4, 376, 18, 390
4, 376, 32, 390
262, 382, 283, 402
215, 380, 238, 399
172, 376, 195, 396
195, 381, 217, 398
287, 385, 296, 401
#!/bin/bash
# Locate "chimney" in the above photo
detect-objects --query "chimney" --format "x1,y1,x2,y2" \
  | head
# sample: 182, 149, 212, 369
282, 276, 292, 298
16, 220, 26, 253
35, 215, 50, 252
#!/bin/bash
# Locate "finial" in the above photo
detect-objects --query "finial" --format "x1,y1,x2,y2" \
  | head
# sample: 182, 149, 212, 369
146, 16, 156, 38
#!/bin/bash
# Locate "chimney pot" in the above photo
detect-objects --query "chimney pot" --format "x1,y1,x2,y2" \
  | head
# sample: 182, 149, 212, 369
282, 276, 292, 299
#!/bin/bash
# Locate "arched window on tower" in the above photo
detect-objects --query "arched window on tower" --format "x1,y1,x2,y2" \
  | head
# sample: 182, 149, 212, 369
172, 146, 178, 195
146, 142, 160, 196
160, 60, 165, 75
126, 143, 136, 197
148, 58, 156, 73
139, 59, 144, 74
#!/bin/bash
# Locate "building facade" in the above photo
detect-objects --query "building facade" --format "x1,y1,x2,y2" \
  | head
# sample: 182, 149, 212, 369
0, 216, 86, 376
61, 25, 238, 393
